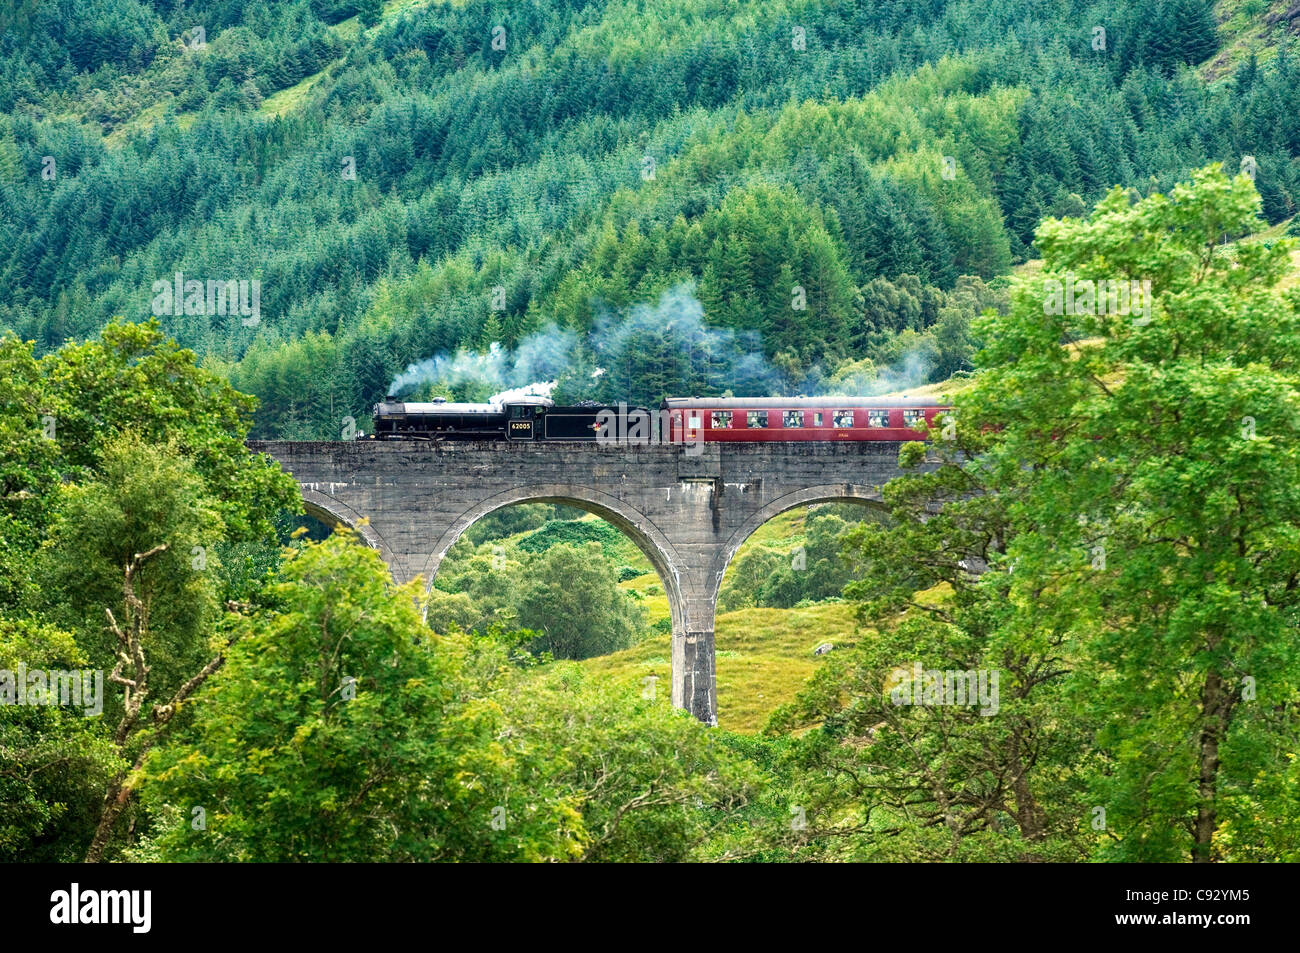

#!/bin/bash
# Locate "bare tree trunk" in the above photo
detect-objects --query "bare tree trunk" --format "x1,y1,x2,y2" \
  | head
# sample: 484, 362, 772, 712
1193, 653, 1234, 863
84, 749, 148, 863
82, 544, 240, 862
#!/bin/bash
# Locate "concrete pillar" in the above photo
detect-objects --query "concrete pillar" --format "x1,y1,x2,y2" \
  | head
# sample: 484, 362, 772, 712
674, 631, 717, 726
671, 585, 720, 726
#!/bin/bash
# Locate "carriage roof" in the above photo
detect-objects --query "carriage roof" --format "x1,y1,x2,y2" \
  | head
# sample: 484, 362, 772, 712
661, 395, 946, 410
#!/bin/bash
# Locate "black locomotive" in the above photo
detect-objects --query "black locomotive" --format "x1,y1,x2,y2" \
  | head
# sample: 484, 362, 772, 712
362, 395, 653, 441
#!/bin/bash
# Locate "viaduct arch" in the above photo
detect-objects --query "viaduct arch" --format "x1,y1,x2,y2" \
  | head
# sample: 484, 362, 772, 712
250, 439, 936, 725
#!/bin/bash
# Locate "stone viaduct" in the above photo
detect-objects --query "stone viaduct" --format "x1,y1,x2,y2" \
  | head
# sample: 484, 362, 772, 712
248, 439, 933, 725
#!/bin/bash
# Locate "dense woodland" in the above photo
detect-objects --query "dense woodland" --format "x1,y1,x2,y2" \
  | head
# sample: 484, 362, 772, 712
3, 0, 1300, 431
1, 1, 1299, 862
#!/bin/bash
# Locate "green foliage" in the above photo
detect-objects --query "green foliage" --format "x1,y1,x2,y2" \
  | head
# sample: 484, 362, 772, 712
40, 433, 224, 719
764, 424, 1092, 860
517, 518, 622, 558
720, 506, 889, 612
145, 531, 758, 861
355, 0, 383, 29
144, 531, 584, 861
0, 321, 298, 860
498, 667, 762, 862
768, 614, 1091, 861
40, 321, 299, 541
514, 543, 643, 660
978, 164, 1300, 861
0, 336, 61, 608
0, 618, 120, 862
1, 320, 298, 704
766, 164, 1300, 863
433, 516, 652, 659
851, 274, 1004, 380
463, 503, 567, 546
1116, 0, 1220, 75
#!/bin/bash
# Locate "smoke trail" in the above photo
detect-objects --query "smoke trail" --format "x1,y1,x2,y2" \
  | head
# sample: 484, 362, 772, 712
387, 283, 937, 404
584, 283, 792, 400
871, 349, 934, 394
388, 326, 578, 397
826, 349, 934, 396
487, 380, 558, 405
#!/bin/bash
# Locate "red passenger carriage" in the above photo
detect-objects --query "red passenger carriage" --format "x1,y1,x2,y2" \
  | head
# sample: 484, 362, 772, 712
662, 396, 949, 443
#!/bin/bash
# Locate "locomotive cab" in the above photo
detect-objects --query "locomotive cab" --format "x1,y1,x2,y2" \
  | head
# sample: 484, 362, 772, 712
504, 396, 552, 440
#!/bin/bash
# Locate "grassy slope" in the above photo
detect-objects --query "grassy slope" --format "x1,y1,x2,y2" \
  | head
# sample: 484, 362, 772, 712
1204, 0, 1300, 79
458, 501, 859, 732
574, 600, 859, 733
580, 506, 858, 733
500, 491, 860, 733
104, 2, 415, 142
1243, 216, 1300, 290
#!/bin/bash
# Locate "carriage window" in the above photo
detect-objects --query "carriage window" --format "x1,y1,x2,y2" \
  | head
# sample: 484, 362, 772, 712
783, 410, 803, 428
833, 410, 854, 428
711, 411, 732, 429
812, 412, 823, 426
867, 410, 890, 428
688, 416, 701, 429
747, 411, 769, 428
903, 409, 926, 428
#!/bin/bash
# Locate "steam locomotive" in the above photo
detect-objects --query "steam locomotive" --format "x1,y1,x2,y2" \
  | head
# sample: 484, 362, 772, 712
364, 395, 659, 441
361, 394, 950, 442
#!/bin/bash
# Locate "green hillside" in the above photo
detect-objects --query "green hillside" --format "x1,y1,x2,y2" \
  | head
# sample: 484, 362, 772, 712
3, 0, 1300, 868
3, 0, 1299, 437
